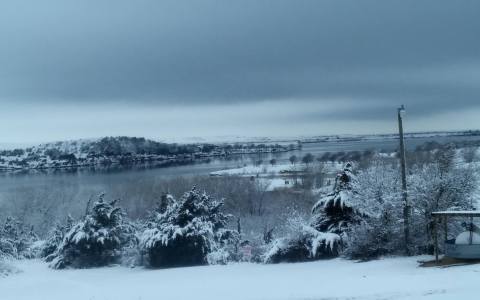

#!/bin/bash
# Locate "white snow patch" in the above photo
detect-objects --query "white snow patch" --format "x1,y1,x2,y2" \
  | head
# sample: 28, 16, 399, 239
2, 257, 480, 300
210, 163, 298, 176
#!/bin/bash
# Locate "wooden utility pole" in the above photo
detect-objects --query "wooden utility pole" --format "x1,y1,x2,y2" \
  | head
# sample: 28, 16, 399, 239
398, 105, 410, 255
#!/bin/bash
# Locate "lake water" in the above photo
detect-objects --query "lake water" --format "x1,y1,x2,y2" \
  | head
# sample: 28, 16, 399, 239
1, 135, 480, 193
1, 134, 480, 225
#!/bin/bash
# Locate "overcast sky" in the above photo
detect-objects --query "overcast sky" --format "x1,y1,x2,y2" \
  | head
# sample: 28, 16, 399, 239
1, 0, 480, 143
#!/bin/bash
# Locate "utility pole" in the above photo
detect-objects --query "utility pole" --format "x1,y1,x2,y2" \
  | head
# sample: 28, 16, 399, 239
398, 105, 410, 255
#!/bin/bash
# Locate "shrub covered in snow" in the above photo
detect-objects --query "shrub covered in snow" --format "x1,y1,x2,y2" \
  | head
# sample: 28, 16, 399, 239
0, 239, 17, 261
41, 216, 75, 261
264, 214, 340, 263
345, 156, 477, 259
49, 194, 135, 269
0, 217, 39, 259
139, 188, 238, 268
344, 162, 403, 259
408, 162, 476, 253
266, 163, 360, 263
345, 209, 401, 260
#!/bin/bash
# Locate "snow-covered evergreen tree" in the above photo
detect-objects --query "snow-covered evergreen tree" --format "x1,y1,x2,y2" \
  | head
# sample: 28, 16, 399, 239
265, 163, 360, 263
311, 163, 361, 234
139, 187, 238, 268
264, 213, 340, 263
41, 215, 75, 261
49, 194, 135, 269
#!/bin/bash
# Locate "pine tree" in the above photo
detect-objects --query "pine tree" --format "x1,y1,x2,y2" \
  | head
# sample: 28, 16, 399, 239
311, 163, 360, 234
49, 194, 134, 269
264, 213, 340, 264
140, 187, 238, 268
265, 163, 360, 263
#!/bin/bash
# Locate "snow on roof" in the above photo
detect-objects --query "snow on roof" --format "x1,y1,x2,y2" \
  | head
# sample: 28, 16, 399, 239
431, 211, 480, 217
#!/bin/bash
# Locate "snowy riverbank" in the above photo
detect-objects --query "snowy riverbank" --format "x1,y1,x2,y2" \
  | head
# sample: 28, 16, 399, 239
210, 162, 343, 177
1, 256, 479, 300
210, 162, 342, 191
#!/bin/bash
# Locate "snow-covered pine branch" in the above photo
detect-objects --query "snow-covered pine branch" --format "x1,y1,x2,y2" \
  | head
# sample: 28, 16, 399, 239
49, 194, 135, 269
139, 187, 238, 268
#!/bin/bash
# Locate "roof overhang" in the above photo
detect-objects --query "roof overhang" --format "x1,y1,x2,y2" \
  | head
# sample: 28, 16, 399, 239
432, 211, 480, 217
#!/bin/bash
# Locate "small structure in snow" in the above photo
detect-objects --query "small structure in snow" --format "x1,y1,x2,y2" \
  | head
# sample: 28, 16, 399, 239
432, 211, 480, 263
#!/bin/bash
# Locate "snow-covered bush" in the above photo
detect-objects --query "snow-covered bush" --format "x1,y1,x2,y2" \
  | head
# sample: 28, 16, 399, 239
408, 162, 476, 253
41, 216, 74, 261
266, 163, 360, 263
346, 157, 477, 259
0, 238, 16, 260
264, 213, 340, 263
49, 194, 135, 269
345, 209, 402, 260
139, 188, 238, 268
207, 248, 231, 265
344, 162, 403, 259
0, 217, 39, 259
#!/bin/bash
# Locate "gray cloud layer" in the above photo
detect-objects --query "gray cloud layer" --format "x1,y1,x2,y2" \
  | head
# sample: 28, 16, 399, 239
0, 0, 479, 142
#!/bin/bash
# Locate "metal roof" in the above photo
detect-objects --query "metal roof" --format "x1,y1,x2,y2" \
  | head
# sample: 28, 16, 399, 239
431, 211, 480, 217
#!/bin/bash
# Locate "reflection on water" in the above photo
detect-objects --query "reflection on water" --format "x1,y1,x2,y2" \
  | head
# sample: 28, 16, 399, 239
1, 135, 479, 199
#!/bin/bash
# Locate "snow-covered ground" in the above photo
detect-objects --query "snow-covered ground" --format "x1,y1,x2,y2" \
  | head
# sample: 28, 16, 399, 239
260, 177, 294, 191
1, 256, 480, 300
210, 164, 301, 190
210, 162, 343, 176
210, 163, 299, 176
210, 162, 342, 191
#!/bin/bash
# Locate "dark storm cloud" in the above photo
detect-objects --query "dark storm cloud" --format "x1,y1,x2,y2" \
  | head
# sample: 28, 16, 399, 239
1, 1, 480, 103
0, 0, 480, 142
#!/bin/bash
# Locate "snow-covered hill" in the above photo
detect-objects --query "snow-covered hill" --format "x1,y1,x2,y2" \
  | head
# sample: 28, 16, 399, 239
0, 136, 295, 171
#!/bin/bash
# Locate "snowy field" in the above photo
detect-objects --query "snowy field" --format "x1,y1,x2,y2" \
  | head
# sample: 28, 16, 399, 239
209, 163, 300, 176
1, 256, 479, 300
210, 162, 342, 177
210, 164, 302, 191
210, 162, 341, 191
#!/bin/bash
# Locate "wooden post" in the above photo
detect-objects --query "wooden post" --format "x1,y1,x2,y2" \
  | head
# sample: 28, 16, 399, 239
398, 105, 410, 255
444, 215, 448, 242
434, 216, 439, 263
